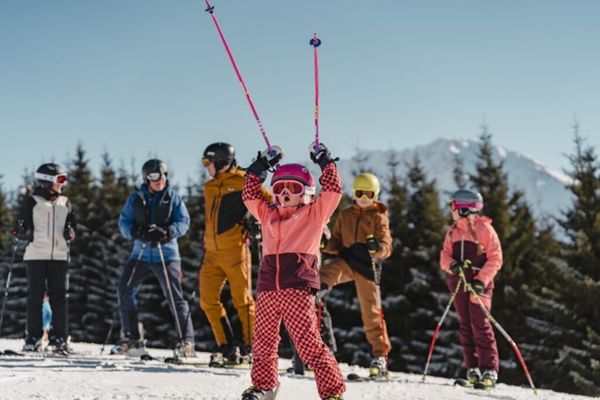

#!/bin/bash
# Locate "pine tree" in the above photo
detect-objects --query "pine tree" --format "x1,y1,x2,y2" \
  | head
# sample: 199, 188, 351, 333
383, 157, 459, 375
551, 126, 600, 395
0, 176, 12, 249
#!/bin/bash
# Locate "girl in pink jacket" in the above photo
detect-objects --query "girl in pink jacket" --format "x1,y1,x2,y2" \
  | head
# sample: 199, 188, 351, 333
240, 143, 345, 400
439, 189, 503, 389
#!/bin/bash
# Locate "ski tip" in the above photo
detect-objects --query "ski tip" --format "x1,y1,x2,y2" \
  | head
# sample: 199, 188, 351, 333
346, 373, 361, 381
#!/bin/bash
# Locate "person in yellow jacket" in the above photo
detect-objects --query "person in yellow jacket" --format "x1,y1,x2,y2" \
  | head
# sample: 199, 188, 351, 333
201, 142, 269, 366
321, 172, 393, 378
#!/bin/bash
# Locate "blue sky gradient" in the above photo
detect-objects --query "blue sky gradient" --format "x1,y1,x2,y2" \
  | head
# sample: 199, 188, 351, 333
1, 0, 599, 189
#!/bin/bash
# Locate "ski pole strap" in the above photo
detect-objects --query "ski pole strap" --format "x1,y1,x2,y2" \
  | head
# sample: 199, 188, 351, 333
204, 0, 272, 152
310, 33, 321, 152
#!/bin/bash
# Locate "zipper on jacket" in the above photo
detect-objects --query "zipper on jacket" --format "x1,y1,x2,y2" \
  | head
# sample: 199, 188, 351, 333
210, 180, 222, 251
354, 209, 363, 242
275, 210, 282, 291
50, 203, 56, 260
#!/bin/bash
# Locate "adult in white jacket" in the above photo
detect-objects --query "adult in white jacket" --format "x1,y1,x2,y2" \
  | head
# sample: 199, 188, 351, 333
13, 163, 75, 354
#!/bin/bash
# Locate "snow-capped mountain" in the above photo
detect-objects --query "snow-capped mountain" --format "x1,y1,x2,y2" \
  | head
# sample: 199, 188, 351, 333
330, 138, 573, 219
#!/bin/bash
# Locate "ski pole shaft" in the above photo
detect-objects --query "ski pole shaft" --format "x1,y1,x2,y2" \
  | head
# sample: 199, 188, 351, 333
459, 272, 538, 395
204, 0, 272, 152
0, 240, 19, 334
157, 242, 184, 344
421, 278, 462, 382
310, 34, 321, 151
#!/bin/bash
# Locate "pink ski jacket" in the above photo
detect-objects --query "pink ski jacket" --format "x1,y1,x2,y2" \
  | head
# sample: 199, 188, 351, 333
243, 163, 342, 292
440, 215, 503, 287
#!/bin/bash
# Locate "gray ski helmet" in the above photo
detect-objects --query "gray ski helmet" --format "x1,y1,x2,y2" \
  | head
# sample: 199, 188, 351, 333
202, 142, 236, 171
142, 159, 168, 184
35, 163, 67, 189
451, 189, 483, 217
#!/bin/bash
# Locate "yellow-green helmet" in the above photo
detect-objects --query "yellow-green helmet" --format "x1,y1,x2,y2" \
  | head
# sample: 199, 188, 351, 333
352, 172, 380, 200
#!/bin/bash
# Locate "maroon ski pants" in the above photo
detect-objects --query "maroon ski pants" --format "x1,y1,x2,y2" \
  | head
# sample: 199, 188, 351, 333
251, 288, 345, 399
448, 275, 499, 372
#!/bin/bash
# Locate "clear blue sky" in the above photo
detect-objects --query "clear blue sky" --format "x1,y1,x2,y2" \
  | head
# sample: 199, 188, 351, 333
1, 0, 599, 190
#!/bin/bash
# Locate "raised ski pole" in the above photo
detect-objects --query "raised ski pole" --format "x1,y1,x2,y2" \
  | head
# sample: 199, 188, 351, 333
204, 0, 273, 153
421, 278, 462, 382
458, 270, 538, 395
0, 237, 20, 334
157, 242, 185, 357
309, 34, 322, 152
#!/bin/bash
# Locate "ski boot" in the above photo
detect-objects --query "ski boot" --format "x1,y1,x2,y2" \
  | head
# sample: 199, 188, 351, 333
22, 336, 43, 353
175, 340, 196, 358
241, 385, 278, 400
110, 338, 147, 357
46, 337, 73, 355
210, 344, 241, 367
466, 367, 481, 385
368, 356, 388, 379
241, 345, 253, 364
474, 369, 497, 390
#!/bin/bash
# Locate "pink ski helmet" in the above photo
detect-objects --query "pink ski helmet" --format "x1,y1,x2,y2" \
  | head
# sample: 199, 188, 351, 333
270, 163, 316, 205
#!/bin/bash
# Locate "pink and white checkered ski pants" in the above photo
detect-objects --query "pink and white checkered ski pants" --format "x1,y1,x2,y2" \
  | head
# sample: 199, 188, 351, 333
251, 288, 346, 399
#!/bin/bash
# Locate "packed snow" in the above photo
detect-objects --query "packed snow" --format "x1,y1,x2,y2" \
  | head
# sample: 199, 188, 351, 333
0, 339, 586, 400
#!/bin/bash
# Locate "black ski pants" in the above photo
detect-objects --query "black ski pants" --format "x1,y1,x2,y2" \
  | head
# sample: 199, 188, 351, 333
26, 260, 68, 341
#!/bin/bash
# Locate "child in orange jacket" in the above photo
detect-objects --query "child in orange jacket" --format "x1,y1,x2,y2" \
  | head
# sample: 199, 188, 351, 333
240, 143, 345, 400
439, 189, 502, 389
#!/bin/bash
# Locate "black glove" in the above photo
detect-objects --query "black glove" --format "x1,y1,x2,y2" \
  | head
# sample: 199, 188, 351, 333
146, 225, 170, 243
63, 223, 76, 242
247, 146, 284, 179
309, 142, 336, 171
449, 259, 471, 275
366, 235, 381, 253
11, 220, 26, 240
471, 279, 486, 295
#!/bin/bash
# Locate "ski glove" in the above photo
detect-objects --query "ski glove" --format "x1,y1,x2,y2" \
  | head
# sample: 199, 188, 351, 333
11, 220, 30, 241
63, 223, 76, 242
246, 146, 284, 180
366, 235, 381, 253
309, 142, 337, 171
471, 279, 486, 295
145, 225, 170, 243
449, 259, 471, 275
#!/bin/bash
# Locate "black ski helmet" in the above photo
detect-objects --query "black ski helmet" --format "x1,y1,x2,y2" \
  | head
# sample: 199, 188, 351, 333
202, 142, 236, 172
35, 163, 67, 189
451, 189, 484, 217
142, 159, 168, 185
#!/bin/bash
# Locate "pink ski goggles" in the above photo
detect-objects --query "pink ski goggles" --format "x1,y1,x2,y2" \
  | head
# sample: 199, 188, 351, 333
450, 200, 483, 211
272, 180, 305, 196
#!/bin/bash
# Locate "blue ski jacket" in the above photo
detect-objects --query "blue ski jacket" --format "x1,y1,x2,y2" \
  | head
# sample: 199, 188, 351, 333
119, 185, 190, 262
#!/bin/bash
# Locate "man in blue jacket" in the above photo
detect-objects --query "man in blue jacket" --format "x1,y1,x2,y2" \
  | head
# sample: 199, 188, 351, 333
114, 159, 195, 357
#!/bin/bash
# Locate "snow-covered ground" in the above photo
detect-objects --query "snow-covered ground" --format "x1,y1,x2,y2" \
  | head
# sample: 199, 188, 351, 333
0, 339, 584, 400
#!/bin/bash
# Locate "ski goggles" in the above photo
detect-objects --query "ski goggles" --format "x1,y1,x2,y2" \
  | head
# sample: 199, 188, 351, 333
450, 200, 483, 211
354, 189, 375, 200
146, 172, 166, 182
35, 172, 68, 185
272, 180, 305, 196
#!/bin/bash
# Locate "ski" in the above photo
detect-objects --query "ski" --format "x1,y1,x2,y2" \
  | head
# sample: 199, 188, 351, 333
453, 378, 473, 388
0, 349, 24, 356
346, 372, 389, 382
141, 354, 252, 369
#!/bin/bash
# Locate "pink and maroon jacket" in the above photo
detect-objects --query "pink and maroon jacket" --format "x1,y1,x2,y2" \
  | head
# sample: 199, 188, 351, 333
243, 163, 342, 292
439, 215, 503, 287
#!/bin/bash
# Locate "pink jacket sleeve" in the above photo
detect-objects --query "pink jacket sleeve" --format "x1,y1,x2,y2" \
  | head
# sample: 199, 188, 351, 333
474, 222, 503, 286
439, 227, 455, 273
312, 163, 343, 224
242, 173, 269, 225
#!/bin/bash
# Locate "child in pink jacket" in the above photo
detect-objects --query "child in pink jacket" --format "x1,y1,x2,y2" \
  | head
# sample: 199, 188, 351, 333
240, 143, 345, 400
439, 189, 503, 389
